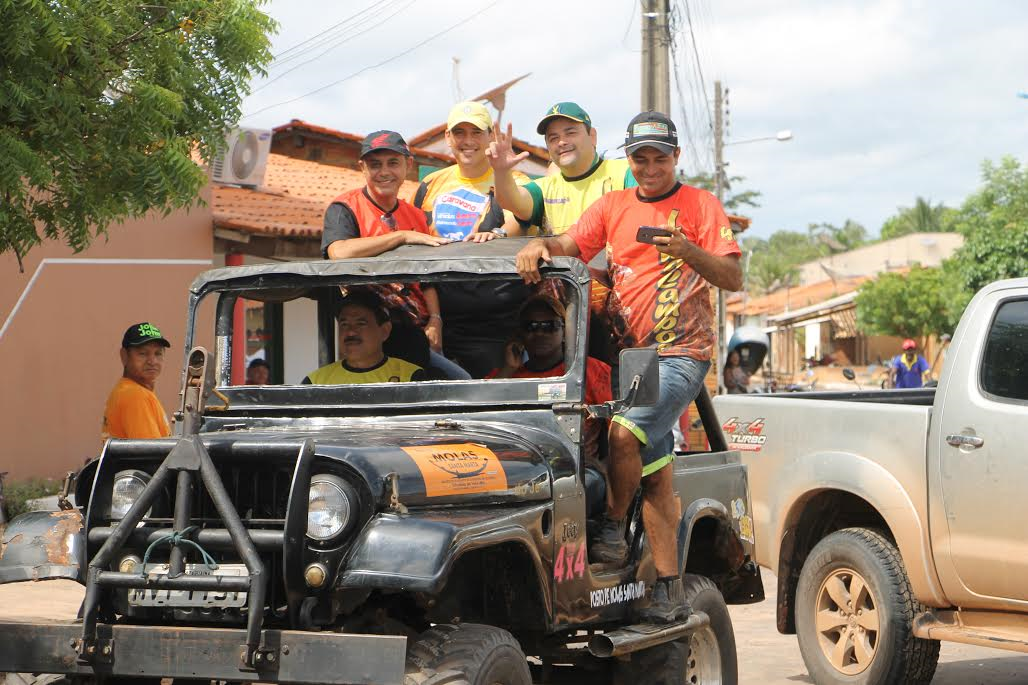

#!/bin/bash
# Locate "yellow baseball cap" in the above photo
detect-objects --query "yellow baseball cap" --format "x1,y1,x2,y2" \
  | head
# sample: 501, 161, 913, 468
447, 101, 492, 131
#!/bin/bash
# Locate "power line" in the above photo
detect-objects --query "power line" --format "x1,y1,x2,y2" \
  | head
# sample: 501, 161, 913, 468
270, 0, 392, 62
243, 0, 503, 120
251, 0, 416, 94
683, 0, 712, 133
266, 0, 406, 71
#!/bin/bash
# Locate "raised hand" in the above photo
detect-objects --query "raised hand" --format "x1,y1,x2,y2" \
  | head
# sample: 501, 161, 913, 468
486, 123, 530, 173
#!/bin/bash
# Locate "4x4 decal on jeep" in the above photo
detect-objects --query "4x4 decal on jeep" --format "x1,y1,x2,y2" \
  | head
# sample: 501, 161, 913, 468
402, 443, 508, 496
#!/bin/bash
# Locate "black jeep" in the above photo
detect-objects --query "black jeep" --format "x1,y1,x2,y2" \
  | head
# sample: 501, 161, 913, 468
0, 240, 762, 684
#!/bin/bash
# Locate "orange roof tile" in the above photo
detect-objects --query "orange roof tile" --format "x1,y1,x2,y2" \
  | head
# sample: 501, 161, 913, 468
729, 276, 870, 317
408, 122, 548, 162
274, 119, 455, 164
212, 153, 419, 238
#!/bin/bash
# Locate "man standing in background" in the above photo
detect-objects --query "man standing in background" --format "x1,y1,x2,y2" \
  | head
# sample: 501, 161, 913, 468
101, 323, 172, 440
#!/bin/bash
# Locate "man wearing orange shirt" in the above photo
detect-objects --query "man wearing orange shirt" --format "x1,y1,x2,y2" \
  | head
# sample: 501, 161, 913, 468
101, 323, 172, 440
515, 112, 742, 623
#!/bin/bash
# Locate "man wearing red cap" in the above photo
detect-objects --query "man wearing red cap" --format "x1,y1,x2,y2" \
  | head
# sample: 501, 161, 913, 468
891, 339, 930, 388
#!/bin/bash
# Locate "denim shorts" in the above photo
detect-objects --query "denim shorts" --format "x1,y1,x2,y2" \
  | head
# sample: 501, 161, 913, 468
611, 355, 711, 476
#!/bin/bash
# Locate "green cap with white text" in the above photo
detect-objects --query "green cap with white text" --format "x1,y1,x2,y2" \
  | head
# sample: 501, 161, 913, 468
536, 102, 592, 135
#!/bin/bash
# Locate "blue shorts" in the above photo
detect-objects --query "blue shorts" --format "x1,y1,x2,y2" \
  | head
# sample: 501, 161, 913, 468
611, 355, 710, 476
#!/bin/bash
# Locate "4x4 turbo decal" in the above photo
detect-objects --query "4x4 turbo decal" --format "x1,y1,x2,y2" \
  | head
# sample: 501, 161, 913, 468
401, 443, 508, 496
722, 417, 767, 452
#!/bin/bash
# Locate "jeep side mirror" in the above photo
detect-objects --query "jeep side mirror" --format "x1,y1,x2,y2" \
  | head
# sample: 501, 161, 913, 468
617, 348, 659, 408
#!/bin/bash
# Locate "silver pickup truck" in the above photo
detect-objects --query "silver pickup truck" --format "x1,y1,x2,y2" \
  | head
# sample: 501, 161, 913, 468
713, 278, 1028, 685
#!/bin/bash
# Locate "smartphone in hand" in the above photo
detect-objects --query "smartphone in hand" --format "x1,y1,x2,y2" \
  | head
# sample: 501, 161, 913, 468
636, 226, 673, 244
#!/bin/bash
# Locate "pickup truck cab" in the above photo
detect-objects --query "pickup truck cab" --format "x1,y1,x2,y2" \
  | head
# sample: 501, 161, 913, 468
0, 240, 761, 685
714, 278, 1028, 684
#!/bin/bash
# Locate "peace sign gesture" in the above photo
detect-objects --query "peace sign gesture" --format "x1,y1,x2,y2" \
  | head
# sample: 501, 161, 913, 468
486, 123, 530, 173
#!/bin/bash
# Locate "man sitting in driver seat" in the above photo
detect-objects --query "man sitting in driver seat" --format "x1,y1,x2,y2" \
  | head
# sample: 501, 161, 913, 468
303, 290, 426, 385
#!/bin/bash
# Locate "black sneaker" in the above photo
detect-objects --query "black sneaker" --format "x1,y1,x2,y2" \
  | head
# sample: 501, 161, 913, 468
637, 576, 691, 624
588, 513, 628, 564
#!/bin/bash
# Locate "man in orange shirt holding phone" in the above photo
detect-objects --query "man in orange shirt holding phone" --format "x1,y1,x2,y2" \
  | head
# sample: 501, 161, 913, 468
515, 111, 742, 623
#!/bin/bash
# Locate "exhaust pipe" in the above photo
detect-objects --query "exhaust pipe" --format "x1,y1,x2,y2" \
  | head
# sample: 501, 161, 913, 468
588, 612, 709, 658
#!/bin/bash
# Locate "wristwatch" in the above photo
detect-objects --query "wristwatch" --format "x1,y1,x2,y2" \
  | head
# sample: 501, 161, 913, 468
491, 228, 508, 237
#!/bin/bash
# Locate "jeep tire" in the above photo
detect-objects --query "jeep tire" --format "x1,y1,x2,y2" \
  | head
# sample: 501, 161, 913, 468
614, 574, 738, 685
795, 528, 940, 685
404, 623, 531, 685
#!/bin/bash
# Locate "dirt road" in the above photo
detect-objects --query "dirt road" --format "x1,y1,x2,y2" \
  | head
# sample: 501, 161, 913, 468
1, 571, 1026, 683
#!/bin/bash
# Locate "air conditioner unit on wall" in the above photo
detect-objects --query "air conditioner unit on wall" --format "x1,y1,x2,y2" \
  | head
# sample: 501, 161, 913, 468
211, 128, 272, 188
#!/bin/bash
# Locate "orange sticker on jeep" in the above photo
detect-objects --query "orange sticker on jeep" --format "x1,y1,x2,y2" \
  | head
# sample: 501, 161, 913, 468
402, 443, 508, 497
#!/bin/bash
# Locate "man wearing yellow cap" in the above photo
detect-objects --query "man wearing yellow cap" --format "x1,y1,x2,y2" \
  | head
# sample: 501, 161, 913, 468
488, 102, 636, 236
411, 101, 528, 240
410, 102, 533, 375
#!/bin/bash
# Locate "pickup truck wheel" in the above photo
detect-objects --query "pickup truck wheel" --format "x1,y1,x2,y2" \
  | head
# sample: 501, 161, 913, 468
795, 528, 940, 685
614, 574, 738, 685
404, 623, 531, 685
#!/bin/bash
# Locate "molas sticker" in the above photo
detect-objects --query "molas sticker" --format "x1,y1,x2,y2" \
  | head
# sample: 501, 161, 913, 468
402, 443, 507, 497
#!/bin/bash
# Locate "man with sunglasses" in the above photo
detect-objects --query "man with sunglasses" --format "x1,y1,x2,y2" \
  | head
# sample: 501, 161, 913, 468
489, 295, 611, 465
514, 112, 743, 623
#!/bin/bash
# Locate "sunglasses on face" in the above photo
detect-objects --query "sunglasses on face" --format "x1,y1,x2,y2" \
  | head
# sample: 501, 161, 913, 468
380, 213, 397, 229
521, 320, 563, 333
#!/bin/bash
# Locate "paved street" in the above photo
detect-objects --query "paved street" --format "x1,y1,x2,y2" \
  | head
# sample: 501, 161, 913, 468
1, 571, 1026, 683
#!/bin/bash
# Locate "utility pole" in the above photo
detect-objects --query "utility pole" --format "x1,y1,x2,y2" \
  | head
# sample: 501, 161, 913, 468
640, 0, 671, 114
713, 80, 727, 395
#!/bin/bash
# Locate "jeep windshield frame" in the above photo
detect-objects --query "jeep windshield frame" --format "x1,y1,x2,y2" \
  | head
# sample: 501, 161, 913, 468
184, 241, 593, 414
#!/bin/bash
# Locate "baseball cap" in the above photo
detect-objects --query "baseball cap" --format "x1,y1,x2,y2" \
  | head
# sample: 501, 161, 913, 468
536, 102, 592, 135
360, 130, 411, 159
247, 358, 269, 370
122, 322, 171, 349
902, 338, 917, 350
621, 111, 679, 154
447, 101, 492, 131
519, 294, 567, 321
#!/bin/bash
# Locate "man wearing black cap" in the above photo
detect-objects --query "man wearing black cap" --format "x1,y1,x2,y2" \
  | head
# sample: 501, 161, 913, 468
101, 323, 172, 441
515, 112, 743, 623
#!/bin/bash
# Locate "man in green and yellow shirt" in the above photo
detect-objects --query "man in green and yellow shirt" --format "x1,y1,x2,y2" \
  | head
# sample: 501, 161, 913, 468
488, 102, 636, 235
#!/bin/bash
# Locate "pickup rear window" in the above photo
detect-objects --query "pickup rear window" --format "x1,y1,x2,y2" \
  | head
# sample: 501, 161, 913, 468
981, 298, 1028, 401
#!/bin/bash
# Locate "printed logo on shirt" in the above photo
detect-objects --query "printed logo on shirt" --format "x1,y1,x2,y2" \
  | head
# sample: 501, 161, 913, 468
433, 188, 489, 241
720, 225, 734, 241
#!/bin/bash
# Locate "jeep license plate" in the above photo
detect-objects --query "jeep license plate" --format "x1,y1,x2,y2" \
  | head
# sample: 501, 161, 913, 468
127, 563, 248, 608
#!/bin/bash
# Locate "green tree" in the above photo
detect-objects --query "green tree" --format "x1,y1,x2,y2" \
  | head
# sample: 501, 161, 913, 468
879, 197, 956, 240
808, 219, 868, 252
855, 266, 952, 342
947, 156, 1028, 295
0, 0, 276, 267
680, 171, 762, 212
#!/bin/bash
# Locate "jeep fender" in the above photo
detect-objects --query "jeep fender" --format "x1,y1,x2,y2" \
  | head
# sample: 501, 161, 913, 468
338, 505, 551, 616
0, 509, 84, 583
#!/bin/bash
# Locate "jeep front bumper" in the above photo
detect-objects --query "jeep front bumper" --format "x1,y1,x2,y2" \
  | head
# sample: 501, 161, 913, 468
0, 619, 405, 684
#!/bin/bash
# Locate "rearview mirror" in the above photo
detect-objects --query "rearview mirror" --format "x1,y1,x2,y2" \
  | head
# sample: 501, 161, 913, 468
617, 348, 659, 408
842, 368, 856, 381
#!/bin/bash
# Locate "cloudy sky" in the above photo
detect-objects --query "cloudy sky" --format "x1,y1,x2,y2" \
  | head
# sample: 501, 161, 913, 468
239, 0, 1028, 240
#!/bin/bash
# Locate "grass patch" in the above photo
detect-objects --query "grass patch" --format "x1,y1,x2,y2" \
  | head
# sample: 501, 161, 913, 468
2, 477, 61, 520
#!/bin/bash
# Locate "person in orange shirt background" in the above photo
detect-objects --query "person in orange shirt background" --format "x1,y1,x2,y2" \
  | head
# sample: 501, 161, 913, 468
101, 322, 172, 441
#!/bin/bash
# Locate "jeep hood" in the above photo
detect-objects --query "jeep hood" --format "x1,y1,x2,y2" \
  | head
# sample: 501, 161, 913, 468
203, 422, 555, 508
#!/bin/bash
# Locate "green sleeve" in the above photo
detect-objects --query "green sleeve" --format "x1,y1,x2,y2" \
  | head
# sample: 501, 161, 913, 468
518, 180, 544, 228
623, 166, 638, 189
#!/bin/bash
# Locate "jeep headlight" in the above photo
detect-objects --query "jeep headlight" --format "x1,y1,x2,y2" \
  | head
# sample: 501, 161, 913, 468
307, 474, 354, 541
111, 470, 151, 520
